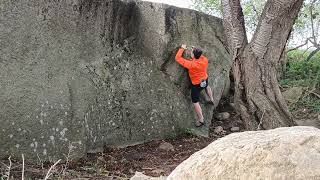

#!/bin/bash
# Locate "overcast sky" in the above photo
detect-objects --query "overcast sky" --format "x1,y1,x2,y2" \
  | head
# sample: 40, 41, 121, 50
141, 0, 194, 9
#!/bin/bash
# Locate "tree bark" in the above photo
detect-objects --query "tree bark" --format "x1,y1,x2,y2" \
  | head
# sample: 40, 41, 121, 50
221, 0, 304, 130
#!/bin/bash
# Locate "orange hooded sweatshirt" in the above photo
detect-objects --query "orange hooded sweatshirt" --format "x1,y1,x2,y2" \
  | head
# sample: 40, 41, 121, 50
175, 48, 208, 85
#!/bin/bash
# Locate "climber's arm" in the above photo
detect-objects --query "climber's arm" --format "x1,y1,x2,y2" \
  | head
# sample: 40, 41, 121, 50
175, 46, 193, 69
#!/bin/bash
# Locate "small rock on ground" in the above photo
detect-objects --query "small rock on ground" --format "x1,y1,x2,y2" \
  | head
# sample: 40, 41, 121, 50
216, 112, 230, 121
283, 86, 304, 103
130, 172, 167, 180
214, 126, 224, 134
159, 142, 174, 151
230, 127, 240, 132
151, 168, 165, 175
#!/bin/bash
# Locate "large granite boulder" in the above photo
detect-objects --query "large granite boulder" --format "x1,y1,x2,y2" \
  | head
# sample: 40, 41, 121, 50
0, 0, 231, 161
168, 126, 320, 180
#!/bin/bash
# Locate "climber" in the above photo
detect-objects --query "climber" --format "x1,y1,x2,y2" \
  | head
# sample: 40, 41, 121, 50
175, 44, 214, 127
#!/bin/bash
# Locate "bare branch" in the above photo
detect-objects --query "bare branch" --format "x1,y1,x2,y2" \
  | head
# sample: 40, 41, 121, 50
36, 153, 44, 170
307, 89, 320, 99
5, 156, 12, 180
286, 38, 311, 52
22, 154, 25, 180
310, 0, 317, 43
251, 2, 258, 27
306, 47, 320, 61
44, 159, 61, 180
315, 19, 320, 40
8, 156, 12, 180
303, 46, 313, 56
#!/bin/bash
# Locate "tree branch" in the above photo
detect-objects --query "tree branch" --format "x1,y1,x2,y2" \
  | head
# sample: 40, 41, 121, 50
310, 0, 317, 44
251, 2, 258, 27
304, 1, 320, 61
307, 89, 320, 99
286, 38, 311, 52
303, 46, 313, 56
306, 47, 320, 61
315, 19, 320, 41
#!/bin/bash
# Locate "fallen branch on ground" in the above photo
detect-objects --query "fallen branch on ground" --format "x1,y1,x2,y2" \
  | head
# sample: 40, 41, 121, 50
22, 154, 25, 180
1, 156, 12, 180
44, 159, 61, 180
307, 90, 320, 99
257, 110, 265, 130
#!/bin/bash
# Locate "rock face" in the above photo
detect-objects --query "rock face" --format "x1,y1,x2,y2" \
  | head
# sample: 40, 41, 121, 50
168, 126, 320, 180
0, 0, 230, 161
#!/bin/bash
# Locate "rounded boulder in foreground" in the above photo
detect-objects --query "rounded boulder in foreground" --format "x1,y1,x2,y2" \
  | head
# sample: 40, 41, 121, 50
168, 126, 320, 180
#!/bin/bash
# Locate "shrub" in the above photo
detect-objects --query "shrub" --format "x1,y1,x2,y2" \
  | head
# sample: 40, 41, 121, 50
281, 50, 320, 87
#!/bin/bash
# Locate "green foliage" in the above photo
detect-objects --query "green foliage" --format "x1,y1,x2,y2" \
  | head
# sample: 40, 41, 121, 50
183, 128, 194, 136
294, 1, 320, 32
289, 0, 320, 47
287, 92, 320, 113
174, 127, 197, 139
241, 0, 266, 34
192, 0, 266, 34
192, 0, 222, 16
296, 97, 320, 112
192, 0, 319, 48
281, 49, 320, 112
282, 50, 320, 87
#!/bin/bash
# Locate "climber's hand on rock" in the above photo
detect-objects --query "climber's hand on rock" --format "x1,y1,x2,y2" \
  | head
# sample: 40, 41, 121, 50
181, 44, 187, 49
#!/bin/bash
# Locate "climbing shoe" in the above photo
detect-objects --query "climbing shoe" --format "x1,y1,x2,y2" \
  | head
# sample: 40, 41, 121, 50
195, 121, 205, 127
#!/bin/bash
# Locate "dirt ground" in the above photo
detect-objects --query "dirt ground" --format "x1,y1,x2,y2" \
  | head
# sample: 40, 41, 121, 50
1, 101, 243, 179
2, 100, 317, 179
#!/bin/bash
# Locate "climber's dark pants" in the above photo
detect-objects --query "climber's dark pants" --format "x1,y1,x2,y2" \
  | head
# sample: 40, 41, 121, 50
191, 79, 208, 103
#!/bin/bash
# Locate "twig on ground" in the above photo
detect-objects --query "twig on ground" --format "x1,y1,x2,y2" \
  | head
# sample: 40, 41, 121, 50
4, 156, 12, 180
141, 167, 154, 170
299, 88, 317, 102
61, 142, 76, 179
1, 156, 13, 180
44, 159, 61, 180
8, 156, 12, 180
307, 90, 320, 99
22, 154, 25, 180
36, 153, 44, 170
257, 110, 265, 130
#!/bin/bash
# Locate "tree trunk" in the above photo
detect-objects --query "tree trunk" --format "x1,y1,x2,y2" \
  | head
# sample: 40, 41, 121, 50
221, 0, 304, 130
